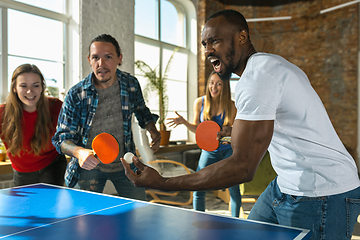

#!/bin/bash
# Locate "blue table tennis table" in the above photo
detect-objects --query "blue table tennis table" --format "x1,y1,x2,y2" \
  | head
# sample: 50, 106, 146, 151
0, 184, 310, 239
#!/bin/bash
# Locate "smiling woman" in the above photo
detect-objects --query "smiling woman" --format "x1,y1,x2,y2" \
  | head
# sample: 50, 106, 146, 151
165, 71, 240, 217
0, 64, 66, 187
14, 72, 43, 113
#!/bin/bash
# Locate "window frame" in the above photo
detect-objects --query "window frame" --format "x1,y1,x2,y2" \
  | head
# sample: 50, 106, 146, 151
134, 0, 197, 142
0, 0, 78, 103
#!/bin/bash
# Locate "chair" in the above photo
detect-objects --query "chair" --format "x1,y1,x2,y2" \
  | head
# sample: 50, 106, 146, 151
131, 114, 194, 206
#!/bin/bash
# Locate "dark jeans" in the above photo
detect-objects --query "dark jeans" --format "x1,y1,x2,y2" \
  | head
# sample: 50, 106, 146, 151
13, 154, 67, 187
77, 167, 146, 201
193, 148, 241, 217
248, 177, 360, 239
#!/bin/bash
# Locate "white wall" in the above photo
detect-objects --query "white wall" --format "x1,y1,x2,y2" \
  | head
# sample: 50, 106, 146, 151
80, 0, 135, 80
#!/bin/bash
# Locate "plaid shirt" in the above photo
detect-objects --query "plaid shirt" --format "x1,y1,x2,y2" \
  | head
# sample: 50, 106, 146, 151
52, 69, 154, 187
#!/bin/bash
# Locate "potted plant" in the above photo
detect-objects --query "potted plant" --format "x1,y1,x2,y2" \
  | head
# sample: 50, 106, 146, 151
135, 47, 179, 145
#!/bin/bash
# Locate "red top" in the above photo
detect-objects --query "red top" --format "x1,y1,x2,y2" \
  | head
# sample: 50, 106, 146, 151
0, 97, 63, 172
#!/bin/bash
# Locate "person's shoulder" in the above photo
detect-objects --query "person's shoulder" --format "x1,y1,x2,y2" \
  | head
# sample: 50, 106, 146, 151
47, 96, 61, 102
252, 52, 290, 65
0, 104, 5, 115
79, 76, 92, 87
194, 96, 203, 104
247, 52, 292, 75
119, 70, 138, 83
251, 52, 276, 61
71, 73, 93, 89
230, 100, 236, 109
47, 97, 63, 106
66, 76, 94, 99
67, 82, 84, 95
118, 70, 141, 93
47, 97, 63, 115
194, 96, 204, 108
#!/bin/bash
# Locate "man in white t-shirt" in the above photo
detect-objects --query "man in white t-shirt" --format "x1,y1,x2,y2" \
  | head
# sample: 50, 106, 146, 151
122, 9, 360, 239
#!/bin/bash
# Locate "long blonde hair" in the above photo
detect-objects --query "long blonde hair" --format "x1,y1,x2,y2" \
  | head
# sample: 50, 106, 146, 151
1, 64, 51, 156
203, 71, 234, 126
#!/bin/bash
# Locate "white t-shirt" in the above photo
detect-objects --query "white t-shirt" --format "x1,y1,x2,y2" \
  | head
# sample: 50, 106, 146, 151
235, 52, 360, 197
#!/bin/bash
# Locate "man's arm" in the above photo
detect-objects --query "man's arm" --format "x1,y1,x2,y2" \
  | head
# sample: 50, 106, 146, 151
61, 140, 99, 170
121, 119, 274, 191
145, 121, 161, 152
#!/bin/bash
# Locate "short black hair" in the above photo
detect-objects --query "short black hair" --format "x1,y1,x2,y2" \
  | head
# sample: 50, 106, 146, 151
208, 9, 249, 34
88, 34, 122, 57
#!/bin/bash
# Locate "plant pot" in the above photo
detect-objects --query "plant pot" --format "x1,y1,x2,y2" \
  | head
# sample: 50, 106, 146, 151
159, 130, 171, 146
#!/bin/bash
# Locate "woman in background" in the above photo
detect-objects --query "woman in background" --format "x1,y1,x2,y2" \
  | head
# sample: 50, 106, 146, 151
166, 71, 241, 217
0, 64, 66, 186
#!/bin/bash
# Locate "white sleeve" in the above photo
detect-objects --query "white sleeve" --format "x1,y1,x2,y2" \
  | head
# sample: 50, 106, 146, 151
235, 69, 280, 121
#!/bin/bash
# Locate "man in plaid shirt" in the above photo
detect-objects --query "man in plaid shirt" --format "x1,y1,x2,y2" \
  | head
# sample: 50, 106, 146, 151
52, 34, 160, 200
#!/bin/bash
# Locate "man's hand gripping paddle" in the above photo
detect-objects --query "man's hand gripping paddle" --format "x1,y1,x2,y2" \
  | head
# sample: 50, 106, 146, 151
91, 133, 119, 164
195, 121, 231, 152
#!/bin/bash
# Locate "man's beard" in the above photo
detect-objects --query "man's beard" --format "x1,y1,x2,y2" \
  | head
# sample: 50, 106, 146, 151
94, 74, 111, 83
218, 45, 236, 81
99, 78, 111, 83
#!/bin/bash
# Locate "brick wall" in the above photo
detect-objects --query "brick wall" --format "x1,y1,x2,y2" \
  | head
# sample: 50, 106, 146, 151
196, 0, 358, 159
197, 0, 224, 96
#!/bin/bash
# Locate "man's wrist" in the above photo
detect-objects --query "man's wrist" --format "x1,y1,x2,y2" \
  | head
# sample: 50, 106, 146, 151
145, 122, 158, 133
157, 177, 170, 191
61, 140, 79, 158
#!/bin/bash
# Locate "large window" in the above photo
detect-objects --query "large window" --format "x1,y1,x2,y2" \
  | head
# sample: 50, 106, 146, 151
135, 0, 197, 142
0, 0, 77, 103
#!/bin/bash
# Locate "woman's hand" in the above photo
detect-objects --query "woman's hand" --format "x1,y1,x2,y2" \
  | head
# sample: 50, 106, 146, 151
166, 111, 186, 128
217, 126, 232, 144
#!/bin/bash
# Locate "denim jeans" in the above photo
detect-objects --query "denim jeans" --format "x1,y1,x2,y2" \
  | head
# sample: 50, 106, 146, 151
78, 164, 146, 201
248, 177, 360, 239
13, 154, 67, 187
193, 148, 241, 217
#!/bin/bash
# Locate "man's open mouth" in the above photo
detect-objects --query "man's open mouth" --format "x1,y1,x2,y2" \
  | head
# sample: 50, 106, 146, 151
210, 58, 221, 72
97, 69, 109, 74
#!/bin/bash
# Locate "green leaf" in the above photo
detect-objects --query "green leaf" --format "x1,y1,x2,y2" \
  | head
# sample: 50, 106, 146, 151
135, 47, 179, 130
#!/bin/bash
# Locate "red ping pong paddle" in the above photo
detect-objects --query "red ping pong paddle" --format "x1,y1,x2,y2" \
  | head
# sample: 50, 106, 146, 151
195, 121, 231, 151
91, 133, 119, 164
